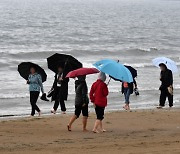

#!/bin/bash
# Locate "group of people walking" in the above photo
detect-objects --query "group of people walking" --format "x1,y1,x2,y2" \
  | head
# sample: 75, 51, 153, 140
24, 55, 175, 133
27, 64, 109, 133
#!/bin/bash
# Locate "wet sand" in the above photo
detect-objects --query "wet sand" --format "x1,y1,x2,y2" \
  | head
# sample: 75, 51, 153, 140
0, 109, 180, 154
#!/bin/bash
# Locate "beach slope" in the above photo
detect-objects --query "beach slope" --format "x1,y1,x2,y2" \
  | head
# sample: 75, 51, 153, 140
0, 110, 180, 154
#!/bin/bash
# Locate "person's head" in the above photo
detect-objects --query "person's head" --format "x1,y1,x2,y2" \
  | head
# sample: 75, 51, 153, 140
159, 63, 167, 71
30, 66, 36, 74
57, 66, 63, 73
98, 72, 106, 82
77, 75, 86, 81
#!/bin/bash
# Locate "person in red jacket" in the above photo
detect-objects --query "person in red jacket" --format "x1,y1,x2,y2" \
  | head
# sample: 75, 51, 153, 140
90, 72, 109, 133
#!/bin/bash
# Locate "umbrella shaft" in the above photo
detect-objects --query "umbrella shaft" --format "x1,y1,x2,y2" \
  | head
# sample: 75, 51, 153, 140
107, 78, 111, 86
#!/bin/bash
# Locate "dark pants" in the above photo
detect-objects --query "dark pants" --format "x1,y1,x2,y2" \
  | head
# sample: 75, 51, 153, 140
160, 89, 173, 107
54, 99, 66, 112
53, 87, 66, 112
30, 91, 40, 116
75, 104, 88, 118
95, 105, 105, 121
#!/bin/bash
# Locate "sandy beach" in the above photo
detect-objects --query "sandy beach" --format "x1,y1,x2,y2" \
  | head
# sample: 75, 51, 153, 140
1, 109, 180, 154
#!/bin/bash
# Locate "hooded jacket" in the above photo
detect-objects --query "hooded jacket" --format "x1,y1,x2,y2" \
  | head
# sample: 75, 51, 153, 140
75, 80, 89, 106
90, 79, 109, 107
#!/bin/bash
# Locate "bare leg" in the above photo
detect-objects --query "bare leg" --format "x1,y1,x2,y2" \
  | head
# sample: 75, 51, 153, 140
82, 116, 88, 132
123, 103, 130, 110
38, 111, 41, 117
67, 115, 77, 131
126, 104, 130, 110
100, 121, 106, 132
92, 120, 101, 133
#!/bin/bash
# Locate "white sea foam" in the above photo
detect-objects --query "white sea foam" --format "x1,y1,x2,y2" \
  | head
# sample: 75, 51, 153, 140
0, 0, 180, 117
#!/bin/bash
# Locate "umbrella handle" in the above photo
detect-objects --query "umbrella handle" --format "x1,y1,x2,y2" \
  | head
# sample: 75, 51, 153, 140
107, 77, 111, 86
62, 58, 69, 78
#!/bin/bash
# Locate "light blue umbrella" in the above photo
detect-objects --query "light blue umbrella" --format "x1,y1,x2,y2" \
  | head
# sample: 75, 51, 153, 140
152, 57, 179, 73
93, 59, 133, 83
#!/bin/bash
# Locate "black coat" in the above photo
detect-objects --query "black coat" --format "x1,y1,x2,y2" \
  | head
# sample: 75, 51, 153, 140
75, 80, 89, 106
159, 69, 173, 90
51, 73, 69, 101
121, 79, 137, 95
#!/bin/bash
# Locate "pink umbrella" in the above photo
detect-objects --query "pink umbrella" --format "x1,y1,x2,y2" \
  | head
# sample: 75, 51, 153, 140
66, 68, 99, 78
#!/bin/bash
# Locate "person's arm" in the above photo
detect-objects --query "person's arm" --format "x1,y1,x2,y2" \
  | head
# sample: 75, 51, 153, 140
27, 75, 30, 84
37, 74, 44, 94
62, 77, 69, 84
61, 71, 69, 84
52, 74, 57, 89
169, 70, 173, 86
89, 84, 95, 103
133, 79, 137, 88
102, 83, 109, 97
160, 71, 163, 81
82, 83, 88, 105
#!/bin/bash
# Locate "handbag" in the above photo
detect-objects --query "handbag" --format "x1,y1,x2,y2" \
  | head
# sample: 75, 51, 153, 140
40, 93, 49, 101
134, 88, 139, 96
167, 86, 173, 95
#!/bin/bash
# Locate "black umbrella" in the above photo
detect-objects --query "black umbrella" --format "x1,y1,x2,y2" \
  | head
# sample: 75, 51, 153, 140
124, 65, 137, 78
47, 53, 82, 73
18, 62, 47, 82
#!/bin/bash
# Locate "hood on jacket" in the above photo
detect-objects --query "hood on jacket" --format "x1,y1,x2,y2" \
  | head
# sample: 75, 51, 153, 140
98, 72, 106, 82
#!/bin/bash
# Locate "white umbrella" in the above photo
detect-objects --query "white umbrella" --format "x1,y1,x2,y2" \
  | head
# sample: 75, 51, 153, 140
152, 57, 179, 73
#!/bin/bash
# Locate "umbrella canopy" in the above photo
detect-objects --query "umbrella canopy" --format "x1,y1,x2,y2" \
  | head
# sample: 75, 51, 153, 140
18, 62, 47, 82
93, 59, 133, 83
152, 57, 178, 73
124, 65, 137, 78
66, 68, 99, 78
47, 53, 82, 73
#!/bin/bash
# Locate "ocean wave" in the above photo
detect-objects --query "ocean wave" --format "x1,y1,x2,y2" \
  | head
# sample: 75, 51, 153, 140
137, 47, 159, 52
2, 86, 180, 99
124, 62, 152, 68
0, 93, 29, 99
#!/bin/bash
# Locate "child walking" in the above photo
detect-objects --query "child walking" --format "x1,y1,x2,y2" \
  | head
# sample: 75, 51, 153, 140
90, 72, 109, 133
67, 76, 89, 131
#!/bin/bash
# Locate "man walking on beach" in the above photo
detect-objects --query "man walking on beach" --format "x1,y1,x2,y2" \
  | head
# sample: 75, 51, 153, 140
158, 63, 173, 108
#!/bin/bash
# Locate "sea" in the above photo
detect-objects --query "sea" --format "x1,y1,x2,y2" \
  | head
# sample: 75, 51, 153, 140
0, 0, 180, 118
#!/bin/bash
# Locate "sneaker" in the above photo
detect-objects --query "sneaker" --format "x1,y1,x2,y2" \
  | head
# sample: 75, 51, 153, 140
51, 110, 56, 114
157, 106, 163, 109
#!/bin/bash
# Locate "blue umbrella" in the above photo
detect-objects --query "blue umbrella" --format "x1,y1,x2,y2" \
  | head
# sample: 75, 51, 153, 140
93, 59, 133, 83
152, 57, 179, 73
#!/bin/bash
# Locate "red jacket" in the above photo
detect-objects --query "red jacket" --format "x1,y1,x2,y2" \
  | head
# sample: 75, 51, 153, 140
90, 79, 109, 107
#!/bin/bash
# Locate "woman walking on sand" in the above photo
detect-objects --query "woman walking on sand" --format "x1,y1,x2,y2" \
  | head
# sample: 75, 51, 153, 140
90, 72, 109, 133
50, 65, 69, 114
27, 66, 45, 116
122, 79, 137, 110
67, 76, 89, 132
158, 63, 173, 108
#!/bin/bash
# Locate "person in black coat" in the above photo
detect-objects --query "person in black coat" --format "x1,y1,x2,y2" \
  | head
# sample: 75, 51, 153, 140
158, 63, 173, 108
67, 76, 89, 132
51, 66, 69, 114
122, 78, 137, 110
